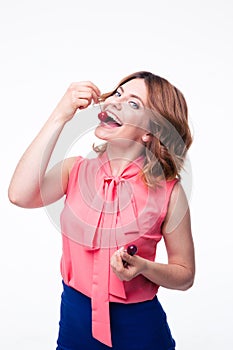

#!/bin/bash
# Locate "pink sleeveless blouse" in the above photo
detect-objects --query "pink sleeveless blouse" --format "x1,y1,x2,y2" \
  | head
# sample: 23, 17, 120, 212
60, 152, 178, 347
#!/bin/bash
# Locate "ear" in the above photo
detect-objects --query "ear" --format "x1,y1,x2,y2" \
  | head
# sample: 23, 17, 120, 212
142, 133, 152, 143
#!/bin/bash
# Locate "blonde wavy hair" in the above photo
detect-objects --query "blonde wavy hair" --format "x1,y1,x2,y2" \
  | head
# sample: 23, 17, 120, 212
94, 71, 192, 187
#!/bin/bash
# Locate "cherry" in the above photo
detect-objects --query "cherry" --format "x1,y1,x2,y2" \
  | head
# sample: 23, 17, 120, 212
123, 245, 138, 267
127, 245, 138, 256
98, 111, 108, 122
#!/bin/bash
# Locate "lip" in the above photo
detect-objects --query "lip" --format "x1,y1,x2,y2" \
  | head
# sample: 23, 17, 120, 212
104, 109, 123, 126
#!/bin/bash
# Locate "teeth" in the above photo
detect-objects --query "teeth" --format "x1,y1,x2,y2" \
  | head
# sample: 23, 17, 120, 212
106, 112, 122, 125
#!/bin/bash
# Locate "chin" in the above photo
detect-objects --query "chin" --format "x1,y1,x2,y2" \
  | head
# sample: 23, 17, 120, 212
94, 127, 108, 141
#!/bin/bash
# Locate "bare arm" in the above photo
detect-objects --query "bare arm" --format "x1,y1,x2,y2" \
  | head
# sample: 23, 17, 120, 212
8, 81, 101, 208
110, 182, 195, 291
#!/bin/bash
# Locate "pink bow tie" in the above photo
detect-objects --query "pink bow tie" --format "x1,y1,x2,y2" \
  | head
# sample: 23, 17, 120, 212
83, 174, 140, 250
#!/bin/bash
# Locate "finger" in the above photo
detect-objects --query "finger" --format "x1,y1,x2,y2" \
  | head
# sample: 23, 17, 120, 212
74, 81, 101, 100
77, 99, 91, 109
111, 248, 124, 270
75, 90, 93, 101
114, 250, 124, 267
82, 81, 101, 97
70, 91, 90, 109
121, 252, 134, 266
74, 88, 100, 106
91, 90, 101, 104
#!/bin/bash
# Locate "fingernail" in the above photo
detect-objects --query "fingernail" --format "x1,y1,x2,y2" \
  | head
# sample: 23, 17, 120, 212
116, 247, 124, 255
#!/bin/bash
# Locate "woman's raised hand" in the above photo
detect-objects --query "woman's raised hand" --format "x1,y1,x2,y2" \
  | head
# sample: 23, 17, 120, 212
8, 80, 101, 208
51, 81, 101, 123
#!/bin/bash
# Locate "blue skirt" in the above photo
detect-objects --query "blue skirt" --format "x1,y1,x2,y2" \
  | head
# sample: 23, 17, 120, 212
56, 281, 176, 350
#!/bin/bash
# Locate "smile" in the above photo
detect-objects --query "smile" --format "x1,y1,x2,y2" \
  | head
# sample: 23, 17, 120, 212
98, 110, 123, 127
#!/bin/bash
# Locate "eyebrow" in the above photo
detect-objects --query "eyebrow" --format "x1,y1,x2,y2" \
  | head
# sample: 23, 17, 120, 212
118, 86, 145, 107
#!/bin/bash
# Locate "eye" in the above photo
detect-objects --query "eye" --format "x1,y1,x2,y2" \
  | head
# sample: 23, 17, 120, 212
128, 101, 139, 109
114, 90, 121, 97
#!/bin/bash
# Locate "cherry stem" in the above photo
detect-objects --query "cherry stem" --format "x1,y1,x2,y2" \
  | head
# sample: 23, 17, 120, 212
98, 97, 102, 112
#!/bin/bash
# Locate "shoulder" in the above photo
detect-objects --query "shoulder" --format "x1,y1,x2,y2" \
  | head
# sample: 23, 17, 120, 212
163, 181, 190, 234
65, 155, 100, 179
171, 181, 189, 209
64, 156, 84, 175
65, 157, 78, 172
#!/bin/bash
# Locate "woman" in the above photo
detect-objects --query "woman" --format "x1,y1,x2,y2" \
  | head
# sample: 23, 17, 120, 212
8, 71, 195, 350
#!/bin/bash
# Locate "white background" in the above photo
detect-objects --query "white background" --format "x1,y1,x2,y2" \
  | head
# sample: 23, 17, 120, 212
1, 0, 233, 349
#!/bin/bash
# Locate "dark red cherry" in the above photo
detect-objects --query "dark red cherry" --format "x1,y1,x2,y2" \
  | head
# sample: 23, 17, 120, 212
122, 245, 138, 267
127, 245, 138, 256
98, 111, 108, 122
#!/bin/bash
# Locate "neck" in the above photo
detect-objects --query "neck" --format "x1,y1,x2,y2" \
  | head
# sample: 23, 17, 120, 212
106, 141, 144, 177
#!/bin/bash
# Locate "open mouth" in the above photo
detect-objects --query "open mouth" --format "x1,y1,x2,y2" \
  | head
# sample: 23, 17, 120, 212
98, 111, 123, 127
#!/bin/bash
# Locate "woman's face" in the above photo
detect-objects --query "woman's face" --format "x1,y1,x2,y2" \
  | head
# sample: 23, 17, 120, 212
95, 78, 151, 145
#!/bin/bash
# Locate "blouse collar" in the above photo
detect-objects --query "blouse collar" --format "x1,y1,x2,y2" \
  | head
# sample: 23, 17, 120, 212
97, 151, 145, 181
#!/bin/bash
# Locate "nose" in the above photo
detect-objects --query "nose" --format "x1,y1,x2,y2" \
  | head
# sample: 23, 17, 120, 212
104, 99, 122, 111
